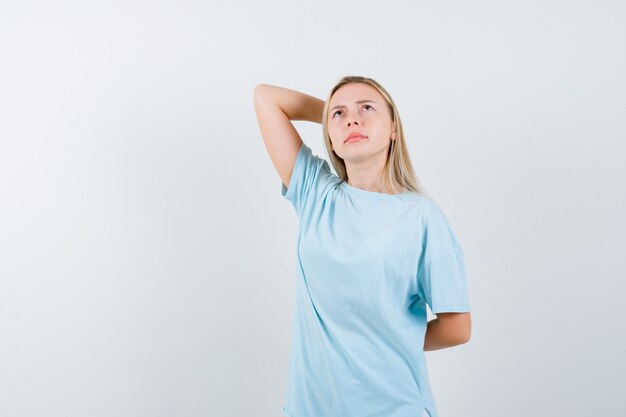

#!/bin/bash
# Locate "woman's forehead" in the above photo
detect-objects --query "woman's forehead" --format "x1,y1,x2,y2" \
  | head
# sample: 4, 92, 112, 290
330, 83, 383, 105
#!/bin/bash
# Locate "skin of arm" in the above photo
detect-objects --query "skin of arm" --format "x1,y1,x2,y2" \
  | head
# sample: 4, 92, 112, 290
254, 84, 324, 124
423, 312, 472, 351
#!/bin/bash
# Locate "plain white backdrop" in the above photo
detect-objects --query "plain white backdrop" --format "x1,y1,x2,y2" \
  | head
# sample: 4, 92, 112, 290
1, 1, 625, 416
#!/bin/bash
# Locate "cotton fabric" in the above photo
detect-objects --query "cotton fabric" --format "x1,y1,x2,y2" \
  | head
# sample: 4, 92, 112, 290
280, 141, 471, 417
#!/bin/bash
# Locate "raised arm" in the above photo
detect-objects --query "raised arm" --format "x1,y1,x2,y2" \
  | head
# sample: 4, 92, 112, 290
253, 84, 325, 190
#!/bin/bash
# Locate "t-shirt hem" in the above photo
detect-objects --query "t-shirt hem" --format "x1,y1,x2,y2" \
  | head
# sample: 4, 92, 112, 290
431, 304, 471, 314
282, 404, 294, 417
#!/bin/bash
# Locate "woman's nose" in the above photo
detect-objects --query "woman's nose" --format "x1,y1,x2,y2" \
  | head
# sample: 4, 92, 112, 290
347, 114, 360, 127
345, 108, 361, 127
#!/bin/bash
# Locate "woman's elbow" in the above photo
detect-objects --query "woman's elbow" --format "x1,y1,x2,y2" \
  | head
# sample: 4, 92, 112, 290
459, 327, 471, 344
437, 312, 472, 345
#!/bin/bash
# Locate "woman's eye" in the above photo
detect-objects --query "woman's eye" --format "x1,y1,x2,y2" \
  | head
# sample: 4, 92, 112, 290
332, 105, 372, 118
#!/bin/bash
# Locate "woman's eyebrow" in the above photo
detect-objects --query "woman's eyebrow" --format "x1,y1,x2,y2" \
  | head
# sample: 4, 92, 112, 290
330, 100, 376, 112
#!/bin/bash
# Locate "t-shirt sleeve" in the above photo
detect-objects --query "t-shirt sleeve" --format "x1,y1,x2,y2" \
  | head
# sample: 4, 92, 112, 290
281, 141, 336, 219
416, 201, 471, 314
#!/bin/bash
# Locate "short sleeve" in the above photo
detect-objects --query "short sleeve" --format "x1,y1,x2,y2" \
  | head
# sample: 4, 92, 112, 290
416, 202, 471, 314
281, 141, 337, 219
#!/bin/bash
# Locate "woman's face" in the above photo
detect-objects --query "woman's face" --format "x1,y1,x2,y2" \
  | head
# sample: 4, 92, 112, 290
327, 83, 394, 162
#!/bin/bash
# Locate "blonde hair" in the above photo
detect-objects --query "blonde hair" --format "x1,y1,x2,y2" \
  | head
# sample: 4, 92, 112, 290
322, 75, 432, 199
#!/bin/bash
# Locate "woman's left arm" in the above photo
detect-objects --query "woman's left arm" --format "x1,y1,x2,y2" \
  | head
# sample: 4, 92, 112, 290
423, 312, 472, 351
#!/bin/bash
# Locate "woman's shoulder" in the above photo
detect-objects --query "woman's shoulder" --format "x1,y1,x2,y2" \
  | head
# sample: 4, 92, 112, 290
398, 191, 436, 206
404, 193, 452, 223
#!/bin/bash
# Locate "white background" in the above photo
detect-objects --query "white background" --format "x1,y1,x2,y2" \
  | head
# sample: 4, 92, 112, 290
1, 1, 625, 416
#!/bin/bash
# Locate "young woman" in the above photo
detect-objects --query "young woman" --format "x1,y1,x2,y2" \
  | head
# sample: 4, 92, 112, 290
253, 76, 472, 417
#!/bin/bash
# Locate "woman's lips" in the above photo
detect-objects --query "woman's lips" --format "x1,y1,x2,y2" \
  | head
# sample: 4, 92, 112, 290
345, 135, 367, 143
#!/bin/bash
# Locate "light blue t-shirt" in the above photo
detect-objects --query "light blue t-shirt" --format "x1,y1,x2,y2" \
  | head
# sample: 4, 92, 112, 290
280, 141, 471, 417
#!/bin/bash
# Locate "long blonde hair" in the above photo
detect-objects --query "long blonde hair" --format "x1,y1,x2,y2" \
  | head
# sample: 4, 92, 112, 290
322, 75, 432, 199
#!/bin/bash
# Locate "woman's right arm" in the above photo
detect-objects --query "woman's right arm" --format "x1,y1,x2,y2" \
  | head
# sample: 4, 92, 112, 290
253, 84, 325, 190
